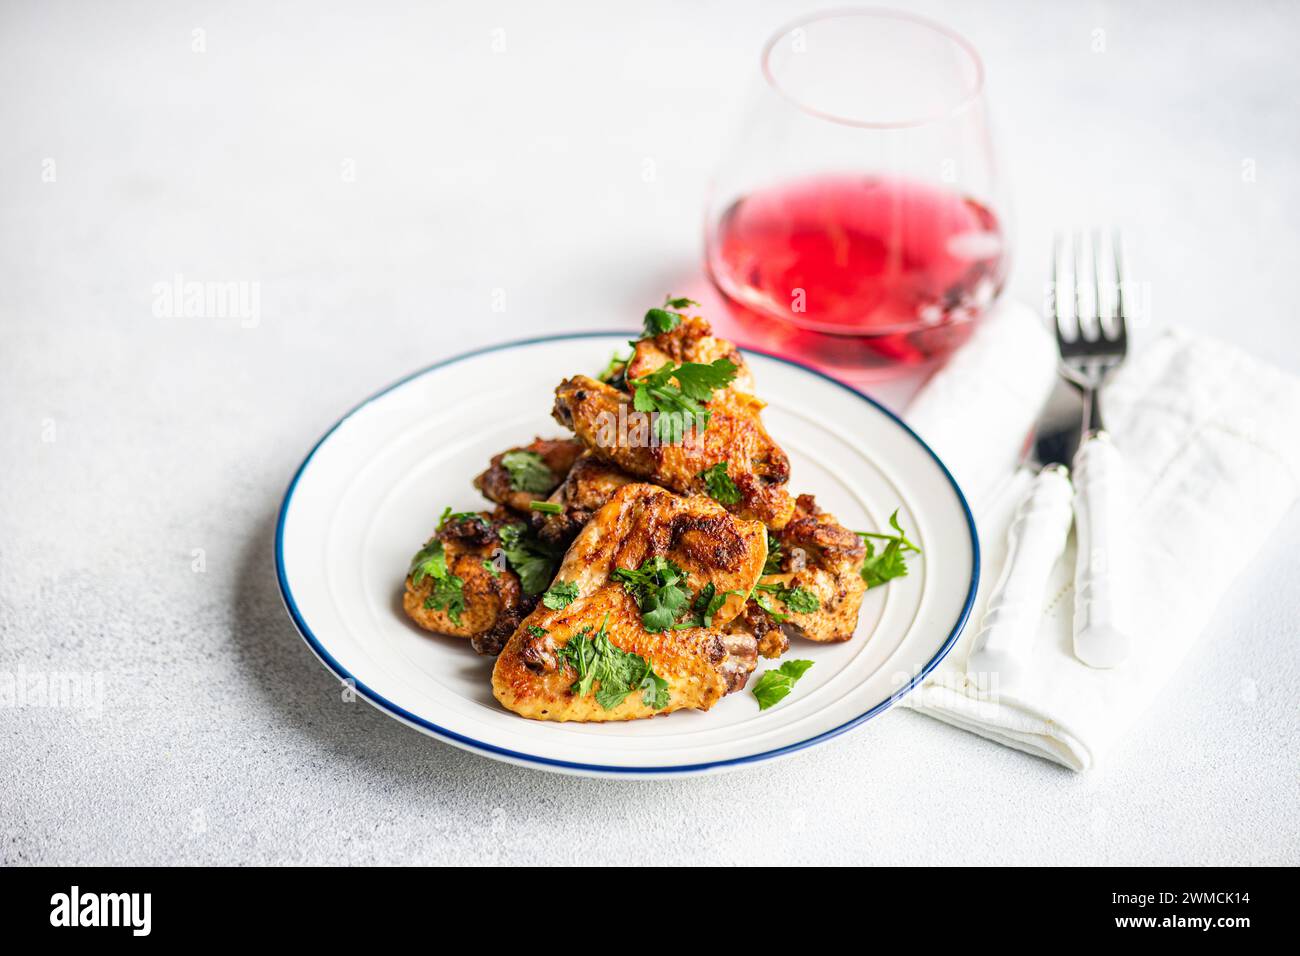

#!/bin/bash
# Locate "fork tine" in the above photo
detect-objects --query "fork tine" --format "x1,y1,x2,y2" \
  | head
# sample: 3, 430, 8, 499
1091, 228, 1105, 336
1072, 229, 1088, 341
1051, 232, 1069, 345
1111, 227, 1128, 345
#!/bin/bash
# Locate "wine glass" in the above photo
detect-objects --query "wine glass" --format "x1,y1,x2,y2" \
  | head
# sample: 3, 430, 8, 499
704, 8, 1011, 378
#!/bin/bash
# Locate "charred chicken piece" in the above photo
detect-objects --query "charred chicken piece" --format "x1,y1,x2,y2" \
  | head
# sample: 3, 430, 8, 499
473, 436, 584, 516
492, 483, 767, 721
532, 452, 636, 547
402, 508, 562, 656
553, 318, 794, 528
727, 494, 868, 654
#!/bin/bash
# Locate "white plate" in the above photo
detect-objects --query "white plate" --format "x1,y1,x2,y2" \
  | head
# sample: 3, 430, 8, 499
275, 333, 979, 777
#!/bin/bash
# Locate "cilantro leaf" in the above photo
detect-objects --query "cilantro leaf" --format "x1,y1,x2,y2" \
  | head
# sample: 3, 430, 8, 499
542, 579, 580, 610
422, 574, 466, 624
630, 359, 738, 444
640, 296, 701, 339
699, 462, 742, 505
643, 308, 683, 338
555, 613, 671, 711
496, 522, 562, 596
611, 556, 692, 633
858, 509, 922, 588
527, 625, 548, 638
437, 507, 479, 531
598, 349, 632, 385
752, 659, 814, 710
754, 581, 820, 615
501, 450, 557, 494
408, 537, 468, 624
408, 539, 448, 587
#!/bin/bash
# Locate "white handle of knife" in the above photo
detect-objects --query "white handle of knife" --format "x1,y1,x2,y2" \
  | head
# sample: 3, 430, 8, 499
967, 464, 1073, 692
1071, 430, 1131, 668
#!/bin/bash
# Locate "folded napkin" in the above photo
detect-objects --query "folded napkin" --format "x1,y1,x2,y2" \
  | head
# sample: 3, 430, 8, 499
901, 301, 1300, 771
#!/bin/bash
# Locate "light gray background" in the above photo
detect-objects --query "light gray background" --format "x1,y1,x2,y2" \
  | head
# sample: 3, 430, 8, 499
2, 0, 1297, 865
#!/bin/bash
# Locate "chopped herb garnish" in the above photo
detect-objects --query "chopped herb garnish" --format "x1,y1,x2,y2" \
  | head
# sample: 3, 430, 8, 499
422, 575, 466, 622
752, 593, 788, 622
501, 450, 556, 494
763, 530, 784, 575
612, 556, 692, 632
858, 510, 922, 588
754, 581, 820, 615
408, 539, 448, 586
497, 522, 562, 595
408, 538, 466, 623
699, 462, 742, 505
527, 625, 548, 638
598, 349, 632, 384
555, 613, 670, 711
529, 500, 564, 515
752, 659, 814, 710
542, 579, 580, 610
482, 558, 501, 578
640, 295, 700, 339
437, 507, 478, 531
676, 582, 745, 629
631, 358, 738, 444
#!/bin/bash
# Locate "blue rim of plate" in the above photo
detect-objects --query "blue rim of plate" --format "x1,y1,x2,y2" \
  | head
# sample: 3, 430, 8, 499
274, 331, 980, 776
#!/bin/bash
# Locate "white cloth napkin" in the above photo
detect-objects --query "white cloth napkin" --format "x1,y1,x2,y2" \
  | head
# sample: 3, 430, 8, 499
901, 301, 1300, 771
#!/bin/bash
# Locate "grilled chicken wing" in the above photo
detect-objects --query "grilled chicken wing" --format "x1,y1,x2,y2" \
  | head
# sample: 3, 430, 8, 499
402, 509, 560, 656
474, 436, 584, 515
726, 494, 868, 658
492, 483, 767, 721
553, 319, 794, 528
532, 452, 636, 546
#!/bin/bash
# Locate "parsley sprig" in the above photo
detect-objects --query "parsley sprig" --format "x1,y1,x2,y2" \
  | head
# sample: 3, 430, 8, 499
698, 462, 741, 505
542, 579, 580, 610
857, 510, 922, 588
496, 522, 562, 596
556, 613, 671, 710
612, 556, 692, 632
752, 659, 814, 710
641, 295, 700, 339
631, 358, 738, 443
408, 538, 466, 624
753, 581, 820, 615
500, 450, 556, 494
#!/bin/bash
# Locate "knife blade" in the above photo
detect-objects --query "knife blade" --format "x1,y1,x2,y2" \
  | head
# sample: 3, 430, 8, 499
965, 380, 1083, 691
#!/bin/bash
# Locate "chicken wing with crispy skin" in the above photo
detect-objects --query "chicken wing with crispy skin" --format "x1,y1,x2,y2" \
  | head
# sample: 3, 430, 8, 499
532, 452, 636, 546
726, 494, 868, 658
492, 483, 767, 721
473, 436, 584, 515
403, 508, 561, 656
553, 317, 794, 528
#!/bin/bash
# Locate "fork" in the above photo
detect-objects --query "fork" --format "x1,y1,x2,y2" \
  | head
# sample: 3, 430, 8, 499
1053, 229, 1132, 669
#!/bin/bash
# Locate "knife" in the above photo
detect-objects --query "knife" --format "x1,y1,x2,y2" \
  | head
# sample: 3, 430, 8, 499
965, 380, 1083, 691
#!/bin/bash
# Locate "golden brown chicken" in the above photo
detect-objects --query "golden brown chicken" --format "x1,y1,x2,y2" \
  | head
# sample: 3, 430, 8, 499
492, 483, 768, 721
532, 452, 636, 546
473, 436, 584, 515
402, 508, 563, 656
726, 494, 868, 658
552, 317, 794, 528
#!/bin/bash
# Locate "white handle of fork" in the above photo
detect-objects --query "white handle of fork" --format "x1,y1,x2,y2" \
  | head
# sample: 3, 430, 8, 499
1071, 430, 1131, 668
966, 465, 1073, 692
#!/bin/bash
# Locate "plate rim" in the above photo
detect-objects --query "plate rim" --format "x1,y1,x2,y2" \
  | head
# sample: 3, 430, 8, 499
274, 331, 981, 776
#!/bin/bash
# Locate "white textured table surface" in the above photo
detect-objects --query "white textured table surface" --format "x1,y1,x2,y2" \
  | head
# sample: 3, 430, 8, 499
2, 0, 1297, 865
